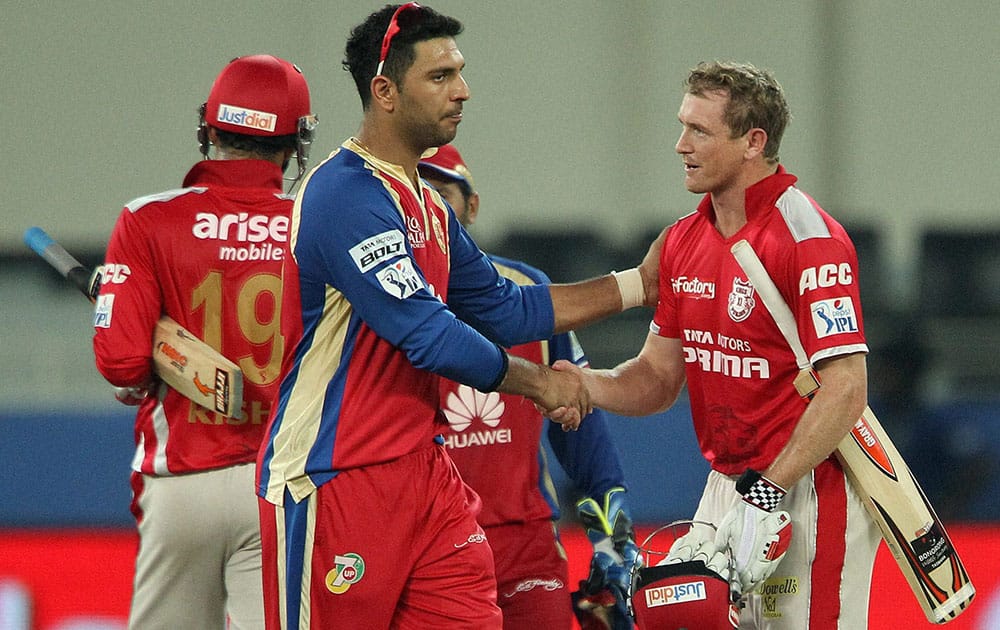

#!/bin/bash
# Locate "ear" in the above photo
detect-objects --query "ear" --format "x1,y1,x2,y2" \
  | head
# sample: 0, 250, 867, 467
465, 191, 481, 226
370, 75, 397, 113
745, 128, 768, 160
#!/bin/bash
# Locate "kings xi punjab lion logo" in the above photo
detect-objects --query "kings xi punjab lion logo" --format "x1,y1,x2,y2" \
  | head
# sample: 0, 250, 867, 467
728, 277, 756, 322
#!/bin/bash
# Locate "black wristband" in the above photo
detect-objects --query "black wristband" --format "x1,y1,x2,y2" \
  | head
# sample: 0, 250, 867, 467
483, 345, 509, 392
736, 468, 786, 512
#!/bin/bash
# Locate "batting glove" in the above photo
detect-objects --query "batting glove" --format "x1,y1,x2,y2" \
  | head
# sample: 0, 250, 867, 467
662, 521, 718, 565
113, 385, 148, 406
575, 487, 642, 630
715, 469, 793, 594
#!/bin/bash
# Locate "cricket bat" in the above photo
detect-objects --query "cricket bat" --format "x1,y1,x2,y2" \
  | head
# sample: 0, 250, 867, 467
731, 239, 975, 624
24, 226, 244, 417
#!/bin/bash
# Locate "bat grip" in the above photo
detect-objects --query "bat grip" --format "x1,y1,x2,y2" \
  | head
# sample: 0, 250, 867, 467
24, 226, 96, 300
67, 266, 97, 301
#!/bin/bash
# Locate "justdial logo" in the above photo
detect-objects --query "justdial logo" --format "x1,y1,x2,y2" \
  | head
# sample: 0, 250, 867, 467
216, 103, 277, 133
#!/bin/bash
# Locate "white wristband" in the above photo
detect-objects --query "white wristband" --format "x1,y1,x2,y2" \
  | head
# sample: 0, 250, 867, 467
612, 268, 645, 311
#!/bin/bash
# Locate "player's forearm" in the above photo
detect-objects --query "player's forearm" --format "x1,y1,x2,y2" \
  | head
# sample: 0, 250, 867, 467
547, 231, 663, 333
583, 356, 681, 417
764, 353, 868, 488
548, 275, 623, 334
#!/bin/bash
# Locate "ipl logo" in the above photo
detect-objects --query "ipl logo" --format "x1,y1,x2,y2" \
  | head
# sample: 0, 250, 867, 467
325, 553, 366, 594
728, 277, 756, 322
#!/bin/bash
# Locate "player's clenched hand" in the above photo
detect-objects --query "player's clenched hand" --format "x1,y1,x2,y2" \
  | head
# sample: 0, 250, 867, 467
500, 355, 590, 431
715, 469, 793, 593
113, 384, 151, 406
538, 365, 591, 431
638, 227, 666, 307
538, 360, 592, 431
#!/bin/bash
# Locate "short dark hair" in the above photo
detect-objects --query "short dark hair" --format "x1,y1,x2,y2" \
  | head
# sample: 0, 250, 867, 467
212, 128, 297, 158
343, 3, 463, 109
685, 61, 790, 163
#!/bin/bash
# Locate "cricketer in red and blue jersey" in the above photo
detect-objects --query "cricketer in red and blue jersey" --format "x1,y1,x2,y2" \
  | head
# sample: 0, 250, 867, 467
440, 255, 630, 628
256, 139, 558, 628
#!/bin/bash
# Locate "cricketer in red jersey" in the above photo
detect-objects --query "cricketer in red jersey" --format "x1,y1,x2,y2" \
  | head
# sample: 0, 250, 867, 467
92, 55, 316, 630
255, 5, 660, 629
421, 145, 641, 629
553, 62, 882, 629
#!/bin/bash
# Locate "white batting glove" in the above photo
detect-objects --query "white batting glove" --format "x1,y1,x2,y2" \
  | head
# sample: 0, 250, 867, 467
661, 521, 718, 566
113, 386, 148, 406
715, 469, 793, 594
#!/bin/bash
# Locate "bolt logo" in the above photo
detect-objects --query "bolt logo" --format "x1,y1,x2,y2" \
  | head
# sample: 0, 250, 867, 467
643, 579, 707, 608
216, 104, 277, 133
325, 553, 365, 594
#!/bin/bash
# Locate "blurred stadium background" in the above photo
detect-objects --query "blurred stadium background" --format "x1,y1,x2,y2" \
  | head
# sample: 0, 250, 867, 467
1, 2, 997, 628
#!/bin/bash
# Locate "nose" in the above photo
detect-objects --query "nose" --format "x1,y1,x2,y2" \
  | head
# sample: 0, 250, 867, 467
675, 129, 690, 154
454, 74, 470, 101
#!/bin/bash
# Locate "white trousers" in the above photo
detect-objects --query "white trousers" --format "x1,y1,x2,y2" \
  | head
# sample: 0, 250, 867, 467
693, 460, 881, 629
128, 462, 263, 630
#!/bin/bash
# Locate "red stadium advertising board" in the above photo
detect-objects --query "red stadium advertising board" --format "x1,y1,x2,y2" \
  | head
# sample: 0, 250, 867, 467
0, 525, 996, 629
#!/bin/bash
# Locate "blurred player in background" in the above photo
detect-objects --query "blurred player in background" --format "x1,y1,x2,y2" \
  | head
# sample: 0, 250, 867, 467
552, 61, 882, 629
255, 3, 660, 628
421, 145, 641, 630
92, 55, 317, 629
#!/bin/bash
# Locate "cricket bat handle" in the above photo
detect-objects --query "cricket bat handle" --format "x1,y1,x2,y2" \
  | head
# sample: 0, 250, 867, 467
24, 226, 101, 301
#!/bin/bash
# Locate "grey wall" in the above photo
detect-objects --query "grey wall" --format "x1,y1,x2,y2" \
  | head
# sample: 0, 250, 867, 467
1, 1, 998, 412
3, 2, 997, 250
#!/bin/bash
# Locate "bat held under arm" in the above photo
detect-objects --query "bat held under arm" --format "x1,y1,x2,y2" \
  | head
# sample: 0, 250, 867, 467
24, 226, 244, 418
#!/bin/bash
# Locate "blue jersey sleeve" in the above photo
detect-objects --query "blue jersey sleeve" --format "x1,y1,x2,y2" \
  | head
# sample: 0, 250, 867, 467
446, 224, 555, 348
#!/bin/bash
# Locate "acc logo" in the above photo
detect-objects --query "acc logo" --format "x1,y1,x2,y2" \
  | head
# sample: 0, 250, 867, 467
325, 553, 365, 594
810, 297, 858, 338
100, 263, 131, 285
349, 230, 406, 272
376, 258, 424, 299
799, 263, 852, 295
727, 277, 756, 322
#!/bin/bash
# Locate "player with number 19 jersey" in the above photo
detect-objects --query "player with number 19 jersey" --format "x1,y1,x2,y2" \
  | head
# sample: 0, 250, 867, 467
652, 166, 868, 475
94, 159, 296, 476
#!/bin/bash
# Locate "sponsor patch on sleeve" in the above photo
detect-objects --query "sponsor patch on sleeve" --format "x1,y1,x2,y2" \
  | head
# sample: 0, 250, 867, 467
376, 258, 424, 299
349, 230, 406, 273
93, 294, 114, 328
810, 296, 859, 338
